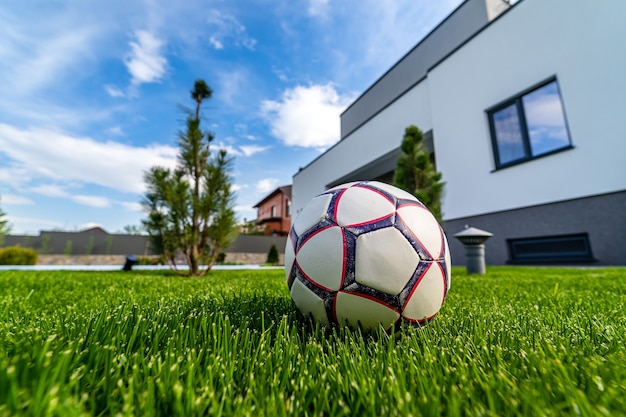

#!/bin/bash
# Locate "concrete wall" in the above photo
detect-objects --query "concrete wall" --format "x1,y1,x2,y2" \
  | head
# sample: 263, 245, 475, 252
37, 255, 130, 266
429, 0, 626, 220
444, 191, 626, 266
36, 253, 286, 266
5, 234, 288, 265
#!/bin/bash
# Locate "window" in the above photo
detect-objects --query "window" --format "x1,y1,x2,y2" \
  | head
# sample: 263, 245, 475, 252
508, 233, 594, 264
271, 205, 276, 218
488, 78, 572, 169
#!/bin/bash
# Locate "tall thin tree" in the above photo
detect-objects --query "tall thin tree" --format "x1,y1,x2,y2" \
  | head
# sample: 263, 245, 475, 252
393, 125, 445, 223
142, 80, 238, 276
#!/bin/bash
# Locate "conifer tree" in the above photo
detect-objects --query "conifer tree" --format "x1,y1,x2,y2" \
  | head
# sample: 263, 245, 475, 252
142, 80, 238, 276
393, 125, 444, 223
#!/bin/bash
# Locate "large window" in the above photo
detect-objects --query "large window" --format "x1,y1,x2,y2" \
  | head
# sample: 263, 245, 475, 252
488, 78, 572, 169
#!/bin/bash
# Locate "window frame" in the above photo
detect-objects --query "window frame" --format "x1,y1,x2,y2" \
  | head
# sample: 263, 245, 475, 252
507, 233, 595, 264
487, 77, 573, 170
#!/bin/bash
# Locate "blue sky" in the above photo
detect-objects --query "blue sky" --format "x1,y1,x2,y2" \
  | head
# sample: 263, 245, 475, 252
0, 0, 463, 235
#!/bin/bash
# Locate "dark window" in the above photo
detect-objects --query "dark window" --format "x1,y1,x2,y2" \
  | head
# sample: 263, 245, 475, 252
508, 233, 594, 264
488, 78, 572, 169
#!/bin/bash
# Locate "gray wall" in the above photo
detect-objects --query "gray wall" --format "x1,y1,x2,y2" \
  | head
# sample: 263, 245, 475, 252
3, 231, 152, 256
444, 191, 626, 266
2, 232, 287, 257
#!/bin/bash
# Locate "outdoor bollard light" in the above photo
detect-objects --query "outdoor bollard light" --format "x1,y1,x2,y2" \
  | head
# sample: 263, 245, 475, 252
454, 225, 493, 275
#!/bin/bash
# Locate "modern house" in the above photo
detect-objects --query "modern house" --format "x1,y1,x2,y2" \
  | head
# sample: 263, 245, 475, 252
292, 0, 626, 265
253, 185, 292, 236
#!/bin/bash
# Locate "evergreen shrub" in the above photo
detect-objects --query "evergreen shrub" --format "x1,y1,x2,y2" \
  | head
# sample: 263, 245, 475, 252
0, 245, 38, 265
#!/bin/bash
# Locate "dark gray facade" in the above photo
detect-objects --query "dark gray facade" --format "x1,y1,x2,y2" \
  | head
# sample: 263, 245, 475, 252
444, 191, 626, 266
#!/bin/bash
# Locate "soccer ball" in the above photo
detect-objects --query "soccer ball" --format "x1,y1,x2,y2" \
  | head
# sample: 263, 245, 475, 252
285, 181, 451, 332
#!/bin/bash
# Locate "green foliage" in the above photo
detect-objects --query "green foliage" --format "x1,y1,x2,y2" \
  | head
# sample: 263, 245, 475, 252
266, 243, 279, 265
143, 80, 238, 276
0, 245, 38, 265
136, 256, 162, 265
39, 234, 51, 254
122, 225, 144, 235
0, 198, 10, 247
63, 240, 72, 256
393, 125, 445, 223
0, 267, 624, 415
105, 236, 114, 255
85, 236, 95, 255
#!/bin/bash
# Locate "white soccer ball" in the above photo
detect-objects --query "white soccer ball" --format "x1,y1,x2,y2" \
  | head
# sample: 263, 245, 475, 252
285, 181, 451, 332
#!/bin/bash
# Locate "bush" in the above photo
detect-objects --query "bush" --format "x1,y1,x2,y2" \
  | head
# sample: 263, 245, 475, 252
136, 256, 163, 265
0, 245, 38, 265
266, 244, 279, 265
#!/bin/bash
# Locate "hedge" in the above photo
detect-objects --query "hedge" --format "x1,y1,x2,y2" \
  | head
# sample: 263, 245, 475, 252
0, 245, 38, 265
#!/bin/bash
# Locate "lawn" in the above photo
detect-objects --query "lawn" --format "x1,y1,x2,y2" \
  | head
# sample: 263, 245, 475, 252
0, 267, 624, 416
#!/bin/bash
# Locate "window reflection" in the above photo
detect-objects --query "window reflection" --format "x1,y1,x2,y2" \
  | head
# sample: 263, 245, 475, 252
488, 79, 571, 168
493, 103, 526, 165
522, 82, 570, 157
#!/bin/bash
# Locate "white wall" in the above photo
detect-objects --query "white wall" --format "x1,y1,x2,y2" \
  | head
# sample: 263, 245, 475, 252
293, 81, 433, 215
294, 0, 626, 222
429, 0, 626, 220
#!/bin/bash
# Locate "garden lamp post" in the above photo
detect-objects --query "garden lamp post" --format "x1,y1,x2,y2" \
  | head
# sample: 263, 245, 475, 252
454, 225, 493, 275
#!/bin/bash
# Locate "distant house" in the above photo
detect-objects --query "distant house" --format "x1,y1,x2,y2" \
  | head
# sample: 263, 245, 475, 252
253, 185, 292, 236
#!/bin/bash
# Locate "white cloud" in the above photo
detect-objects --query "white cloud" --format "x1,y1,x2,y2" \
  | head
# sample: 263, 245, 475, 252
215, 68, 254, 108
212, 141, 241, 156
240, 145, 269, 157
261, 84, 354, 149
107, 126, 124, 136
209, 36, 224, 50
0, 123, 178, 195
1, 194, 33, 205
105, 85, 125, 98
30, 184, 69, 198
72, 195, 111, 208
2, 23, 99, 95
125, 30, 167, 86
233, 205, 256, 222
119, 201, 143, 212
256, 178, 279, 194
308, 0, 330, 18
5, 215, 64, 233
206, 10, 256, 50
77, 222, 104, 231
231, 183, 246, 192
212, 141, 268, 157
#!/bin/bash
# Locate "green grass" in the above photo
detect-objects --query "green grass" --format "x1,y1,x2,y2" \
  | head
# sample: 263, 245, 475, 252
0, 267, 624, 416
